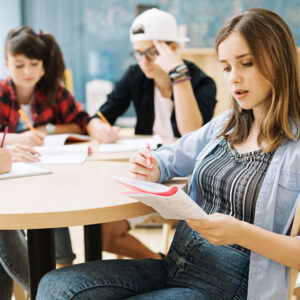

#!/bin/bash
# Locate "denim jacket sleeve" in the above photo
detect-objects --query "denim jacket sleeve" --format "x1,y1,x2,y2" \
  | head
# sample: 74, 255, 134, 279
152, 111, 230, 183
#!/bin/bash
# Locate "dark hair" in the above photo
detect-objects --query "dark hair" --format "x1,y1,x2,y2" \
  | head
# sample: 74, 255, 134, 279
5, 26, 65, 104
215, 8, 300, 152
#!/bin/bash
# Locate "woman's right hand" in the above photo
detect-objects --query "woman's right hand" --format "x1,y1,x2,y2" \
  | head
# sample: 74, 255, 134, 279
128, 149, 160, 182
8, 144, 41, 162
18, 130, 46, 146
87, 118, 120, 143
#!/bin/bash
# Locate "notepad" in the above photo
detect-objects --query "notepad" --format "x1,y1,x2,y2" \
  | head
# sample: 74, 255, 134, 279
33, 145, 88, 164
113, 176, 208, 220
44, 134, 91, 146
99, 135, 162, 153
0, 162, 52, 180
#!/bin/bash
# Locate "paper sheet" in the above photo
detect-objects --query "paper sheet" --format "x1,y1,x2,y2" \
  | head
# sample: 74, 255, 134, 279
0, 162, 52, 180
33, 145, 88, 164
114, 176, 208, 220
99, 135, 162, 153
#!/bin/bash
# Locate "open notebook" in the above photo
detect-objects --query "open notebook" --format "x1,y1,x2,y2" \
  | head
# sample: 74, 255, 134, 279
99, 135, 162, 153
113, 176, 208, 220
44, 134, 91, 146
33, 145, 89, 164
0, 162, 52, 180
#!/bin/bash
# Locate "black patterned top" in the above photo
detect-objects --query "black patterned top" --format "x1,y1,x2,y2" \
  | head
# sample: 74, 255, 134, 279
196, 138, 274, 223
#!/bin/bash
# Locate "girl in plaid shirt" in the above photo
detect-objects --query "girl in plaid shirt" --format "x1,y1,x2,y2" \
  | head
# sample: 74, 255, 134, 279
0, 26, 82, 299
0, 26, 90, 162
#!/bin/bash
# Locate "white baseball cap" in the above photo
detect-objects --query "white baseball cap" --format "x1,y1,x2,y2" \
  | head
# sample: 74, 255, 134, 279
130, 8, 190, 43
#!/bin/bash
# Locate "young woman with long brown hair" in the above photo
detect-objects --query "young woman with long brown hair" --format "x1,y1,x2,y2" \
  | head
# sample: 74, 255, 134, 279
37, 8, 300, 300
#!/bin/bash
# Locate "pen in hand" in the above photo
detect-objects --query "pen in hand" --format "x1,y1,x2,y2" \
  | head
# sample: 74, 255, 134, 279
1, 126, 8, 148
97, 111, 112, 128
18, 109, 35, 131
145, 143, 153, 168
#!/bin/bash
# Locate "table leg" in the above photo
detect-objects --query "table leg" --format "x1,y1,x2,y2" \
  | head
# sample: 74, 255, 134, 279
84, 224, 102, 261
27, 229, 55, 300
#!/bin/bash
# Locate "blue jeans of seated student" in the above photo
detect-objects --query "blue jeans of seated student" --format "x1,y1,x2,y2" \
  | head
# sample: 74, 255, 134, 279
0, 227, 75, 300
37, 221, 249, 300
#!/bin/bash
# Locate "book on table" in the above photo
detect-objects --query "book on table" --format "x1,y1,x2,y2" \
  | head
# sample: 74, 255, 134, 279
33, 144, 89, 165
113, 176, 208, 220
44, 134, 91, 146
0, 162, 52, 180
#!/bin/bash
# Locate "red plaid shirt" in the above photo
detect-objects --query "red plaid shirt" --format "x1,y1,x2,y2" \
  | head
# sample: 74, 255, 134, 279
0, 77, 90, 133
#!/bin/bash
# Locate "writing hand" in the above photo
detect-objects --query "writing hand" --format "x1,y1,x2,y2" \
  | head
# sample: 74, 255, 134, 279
87, 118, 120, 143
128, 149, 160, 182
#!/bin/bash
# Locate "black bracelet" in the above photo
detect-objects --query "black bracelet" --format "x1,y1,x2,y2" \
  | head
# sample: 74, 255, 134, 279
169, 64, 189, 82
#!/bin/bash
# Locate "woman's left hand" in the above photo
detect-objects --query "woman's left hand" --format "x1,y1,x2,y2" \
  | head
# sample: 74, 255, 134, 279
186, 213, 243, 245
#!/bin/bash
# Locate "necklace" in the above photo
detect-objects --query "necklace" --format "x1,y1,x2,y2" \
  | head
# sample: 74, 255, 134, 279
227, 140, 263, 161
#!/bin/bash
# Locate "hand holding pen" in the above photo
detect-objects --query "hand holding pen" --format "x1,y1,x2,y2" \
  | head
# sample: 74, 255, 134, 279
128, 146, 160, 182
0, 126, 8, 148
87, 111, 120, 143
145, 143, 153, 168
8, 144, 41, 162
18, 109, 45, 146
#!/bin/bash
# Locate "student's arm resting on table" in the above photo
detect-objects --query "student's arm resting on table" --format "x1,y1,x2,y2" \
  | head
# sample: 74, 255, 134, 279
0, 148, 12, 174
35, 123, 82, 135
186, 214, 300, 269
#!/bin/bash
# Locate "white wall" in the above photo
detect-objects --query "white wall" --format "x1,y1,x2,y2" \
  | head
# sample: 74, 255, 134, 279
0, 0, 22, 78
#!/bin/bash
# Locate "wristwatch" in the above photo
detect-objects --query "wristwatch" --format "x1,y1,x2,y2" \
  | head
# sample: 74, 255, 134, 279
46, 123, 56, 135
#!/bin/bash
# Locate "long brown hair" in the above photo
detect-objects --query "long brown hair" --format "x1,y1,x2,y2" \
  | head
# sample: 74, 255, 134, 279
5, 26, 65, 104
215, 8, 300, 152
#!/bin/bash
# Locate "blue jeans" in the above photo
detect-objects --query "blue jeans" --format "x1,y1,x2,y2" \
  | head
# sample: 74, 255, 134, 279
37, 221, 249, 300
0, 227, 75, 300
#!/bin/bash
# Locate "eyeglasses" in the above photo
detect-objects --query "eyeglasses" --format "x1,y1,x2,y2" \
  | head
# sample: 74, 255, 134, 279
130, 46, 159, 62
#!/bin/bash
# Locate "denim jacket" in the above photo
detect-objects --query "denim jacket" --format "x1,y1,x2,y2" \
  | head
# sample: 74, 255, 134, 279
153, 111, 300, 300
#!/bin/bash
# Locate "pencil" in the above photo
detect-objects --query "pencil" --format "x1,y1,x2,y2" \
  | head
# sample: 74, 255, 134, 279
145, 142, 152, 168
18, 109, 34, 131
0, 126, 8, 148
97, 111, 112, 128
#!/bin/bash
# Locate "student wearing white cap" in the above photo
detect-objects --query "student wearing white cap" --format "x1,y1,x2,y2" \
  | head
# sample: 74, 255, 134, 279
87, 8, 217, 142
86, 8, 217, 261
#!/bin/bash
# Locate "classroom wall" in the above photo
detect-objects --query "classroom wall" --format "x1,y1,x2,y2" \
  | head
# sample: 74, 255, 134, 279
0, 0, 22, 79
1, 0, 300, 117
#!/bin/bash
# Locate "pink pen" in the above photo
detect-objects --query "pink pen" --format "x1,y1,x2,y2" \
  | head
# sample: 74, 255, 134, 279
0, 126, 8, 148
145, 143, 152, 168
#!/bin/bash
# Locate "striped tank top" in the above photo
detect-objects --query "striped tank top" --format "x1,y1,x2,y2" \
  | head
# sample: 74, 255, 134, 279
196, 138, 274, 223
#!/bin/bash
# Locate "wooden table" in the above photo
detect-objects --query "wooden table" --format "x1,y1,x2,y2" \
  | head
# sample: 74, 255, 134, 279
0, 161, 157, 299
